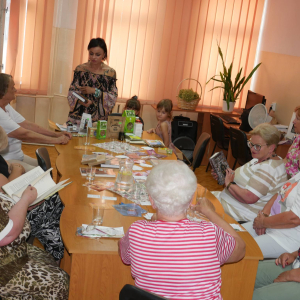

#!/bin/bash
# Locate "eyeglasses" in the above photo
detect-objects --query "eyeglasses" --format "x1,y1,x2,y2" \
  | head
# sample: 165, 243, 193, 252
247, 140, 268, 151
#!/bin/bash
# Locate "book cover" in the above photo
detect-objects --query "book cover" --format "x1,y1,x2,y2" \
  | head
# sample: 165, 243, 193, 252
80, 168, 116, 177
145, 139, 165, 147
81, 154, 106, 165
209, 151, 229, 185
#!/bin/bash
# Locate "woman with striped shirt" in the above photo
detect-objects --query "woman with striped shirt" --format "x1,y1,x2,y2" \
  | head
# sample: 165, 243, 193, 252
119, 161, 245, 300
213, 123, 287, 222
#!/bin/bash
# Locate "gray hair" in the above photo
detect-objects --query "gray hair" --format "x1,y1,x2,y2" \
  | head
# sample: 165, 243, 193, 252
145, 161, 197, 217
250, 123, 280, 146
0, 73, 12, 99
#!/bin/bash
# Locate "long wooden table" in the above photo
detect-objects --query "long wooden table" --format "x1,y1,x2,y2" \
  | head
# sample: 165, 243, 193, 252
56, 132, 262, 300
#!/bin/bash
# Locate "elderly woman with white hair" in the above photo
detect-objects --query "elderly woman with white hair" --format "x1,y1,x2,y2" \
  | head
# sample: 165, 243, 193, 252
213, 123, 287, 222
119, 161, 245, 300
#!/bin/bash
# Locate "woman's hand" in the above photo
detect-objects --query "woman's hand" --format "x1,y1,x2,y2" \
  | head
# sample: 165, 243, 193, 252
211, 169, 218, 181
79, 86, 95, 95
253, 211, 265, 229
57, 131, 72, 140
276, 252, 298, 268
147, 128, 155, 134
11, 163, 25, 175
80, 99, 93, 108
224, 168, 235, 187
254, 227, 266, 236
194, 197, 215, 216
274, 269, 300, 283
21, 186, 37, 206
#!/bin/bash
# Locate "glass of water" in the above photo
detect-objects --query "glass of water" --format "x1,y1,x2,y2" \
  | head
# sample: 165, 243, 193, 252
86, 167, 96, 183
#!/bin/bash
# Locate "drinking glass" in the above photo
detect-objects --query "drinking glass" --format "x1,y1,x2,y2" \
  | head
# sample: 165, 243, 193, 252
110, 139, 116, 152
92, 205, 104, 226
86, 167, 96, 183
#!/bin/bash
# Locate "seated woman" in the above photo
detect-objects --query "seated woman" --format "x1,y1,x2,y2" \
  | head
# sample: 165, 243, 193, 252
242, 172, 300, 258
0, 126, 64, 261
0, 73, 71, 171
0, 186, 69, 299
285, 105, 300, 178
253, 249, 300, 300
119, 161, 245, 299
213, 123, 287, 222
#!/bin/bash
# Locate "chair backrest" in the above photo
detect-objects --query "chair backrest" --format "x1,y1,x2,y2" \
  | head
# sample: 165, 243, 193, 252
36, 147, 52, 177
245, 90, 266, 109
210, 114, 228, 150
173, 136, 195, 151
229, 127, 252, 167
192, 132, 211, 171
119, 284, 167, 300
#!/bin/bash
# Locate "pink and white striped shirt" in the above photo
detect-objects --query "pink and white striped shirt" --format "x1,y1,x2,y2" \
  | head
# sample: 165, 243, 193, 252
119, 219, 236, 300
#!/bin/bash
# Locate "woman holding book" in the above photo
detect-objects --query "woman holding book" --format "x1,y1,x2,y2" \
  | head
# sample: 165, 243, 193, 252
0, 126, 64, 261
212, 123, 287, 222
67, 38, 118, 124
0, 186, 69, 299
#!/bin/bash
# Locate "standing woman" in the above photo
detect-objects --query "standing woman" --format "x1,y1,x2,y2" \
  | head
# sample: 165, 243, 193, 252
67, 38, 118, 124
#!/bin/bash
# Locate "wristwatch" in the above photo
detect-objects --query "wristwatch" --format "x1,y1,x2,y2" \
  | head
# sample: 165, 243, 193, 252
226, 181, 236, 190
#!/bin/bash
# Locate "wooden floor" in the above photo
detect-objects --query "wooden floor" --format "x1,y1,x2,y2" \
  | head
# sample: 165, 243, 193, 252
22, 144, 223, 192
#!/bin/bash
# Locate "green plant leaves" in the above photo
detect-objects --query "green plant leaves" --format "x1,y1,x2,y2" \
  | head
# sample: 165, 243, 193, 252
206, 44, 261, 107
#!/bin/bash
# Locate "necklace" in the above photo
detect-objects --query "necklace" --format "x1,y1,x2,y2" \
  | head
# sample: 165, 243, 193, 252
251, 153, 277, 166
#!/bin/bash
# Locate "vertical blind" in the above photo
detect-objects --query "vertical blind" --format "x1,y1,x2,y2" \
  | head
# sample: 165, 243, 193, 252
5, 0, 54, 95
73, 0, 265, 108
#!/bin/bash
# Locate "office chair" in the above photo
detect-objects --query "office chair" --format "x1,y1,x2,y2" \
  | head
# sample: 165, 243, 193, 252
192, 132, 210, 172
206, 114, 229, 172
35, 147, 53, 178
229, 127, 252, 169
119, 284, 167, 300
173, 136, 195, 162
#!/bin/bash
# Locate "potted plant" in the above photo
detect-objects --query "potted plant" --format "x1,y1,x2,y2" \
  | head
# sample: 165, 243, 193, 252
207, 45, 261, 112
177, 78, 202, 110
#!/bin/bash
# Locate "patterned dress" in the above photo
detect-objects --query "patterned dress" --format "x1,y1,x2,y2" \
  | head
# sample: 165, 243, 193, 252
0, 194, 69, 299
285, 135, 300, 178
67, 63, 118, 124
0, 156, 64, 260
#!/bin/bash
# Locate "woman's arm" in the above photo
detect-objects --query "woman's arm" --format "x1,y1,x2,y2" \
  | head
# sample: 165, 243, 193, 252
0, 186, 37, 246
160, 122, 170, 147
261, 193, 278, 216
195, 197, 246, 263
254, 210, 300, 230
224, 169, 259, 204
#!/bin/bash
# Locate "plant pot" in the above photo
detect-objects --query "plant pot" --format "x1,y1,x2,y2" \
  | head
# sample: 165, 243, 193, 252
222, 101, 235, 113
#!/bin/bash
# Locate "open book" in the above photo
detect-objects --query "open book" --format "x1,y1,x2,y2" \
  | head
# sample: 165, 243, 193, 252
2, 166, 71, 206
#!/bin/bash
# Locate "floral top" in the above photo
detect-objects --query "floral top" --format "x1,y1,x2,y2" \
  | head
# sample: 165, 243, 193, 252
67, 63, 118, 124
285, 135, 300, 178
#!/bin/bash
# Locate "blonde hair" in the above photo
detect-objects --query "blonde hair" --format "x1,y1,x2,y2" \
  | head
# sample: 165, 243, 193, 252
250, 123, 280, 146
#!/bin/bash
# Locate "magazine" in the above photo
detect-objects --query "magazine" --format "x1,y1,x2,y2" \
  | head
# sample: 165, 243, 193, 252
145, 140, 165, 148
209, 151, 230, 185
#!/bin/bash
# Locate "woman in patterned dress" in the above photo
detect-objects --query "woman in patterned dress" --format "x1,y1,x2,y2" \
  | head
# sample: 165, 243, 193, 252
285, 106, 300, 178
67, 38, 118, 124
0, 190, 69, 300
0, 126, 64, 261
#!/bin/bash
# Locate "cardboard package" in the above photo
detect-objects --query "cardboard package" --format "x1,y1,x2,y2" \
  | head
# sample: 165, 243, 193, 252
107, 115, 125, 139
122, 110, 136, 133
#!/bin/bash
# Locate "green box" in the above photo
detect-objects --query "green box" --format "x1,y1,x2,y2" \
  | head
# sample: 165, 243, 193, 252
96, 120, 107, 139
122, 110, 136, 133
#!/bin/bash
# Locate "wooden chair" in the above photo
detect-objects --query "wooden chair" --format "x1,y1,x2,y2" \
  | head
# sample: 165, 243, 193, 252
229, 127, 252, 169
119, 284, 167, 300
206, 114, 229, 172
192, 132, 210, 171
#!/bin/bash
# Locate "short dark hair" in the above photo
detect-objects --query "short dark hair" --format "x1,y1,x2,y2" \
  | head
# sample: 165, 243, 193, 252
87, 38, 107, 60
0, 73, 12, 99
125, 95, 141, 112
